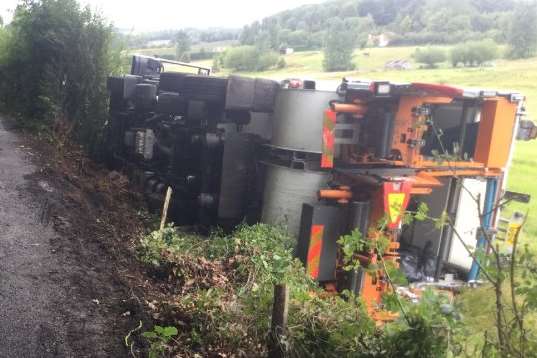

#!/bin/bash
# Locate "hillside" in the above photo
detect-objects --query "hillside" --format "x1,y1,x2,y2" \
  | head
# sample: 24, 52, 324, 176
239, 0, 516, 49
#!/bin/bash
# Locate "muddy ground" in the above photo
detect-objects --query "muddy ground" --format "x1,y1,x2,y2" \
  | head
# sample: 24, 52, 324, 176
0, 117, 153, 357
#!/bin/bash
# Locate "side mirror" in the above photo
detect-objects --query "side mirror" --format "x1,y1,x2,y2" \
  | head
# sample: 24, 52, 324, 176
517, 120, 537, 141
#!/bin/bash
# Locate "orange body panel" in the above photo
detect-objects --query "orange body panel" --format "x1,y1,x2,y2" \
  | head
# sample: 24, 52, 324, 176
474, 98, 518, 169
360, 271, 384, 312
391, 96, 453, 167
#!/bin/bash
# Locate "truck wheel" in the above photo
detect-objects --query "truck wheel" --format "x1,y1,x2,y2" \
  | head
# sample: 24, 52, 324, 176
183, 75, 228, 104
159, 72, 188, 93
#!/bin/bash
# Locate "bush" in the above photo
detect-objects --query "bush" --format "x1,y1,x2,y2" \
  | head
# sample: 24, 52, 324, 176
137, 224, 461, 357
257, 51, 280, 71
413, 47, 446, 68
223, 45, 280, 71
451, 39, 499, 67
0, 0, 114, 155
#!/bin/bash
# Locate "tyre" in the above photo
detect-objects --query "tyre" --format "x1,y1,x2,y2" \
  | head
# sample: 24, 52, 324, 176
253, 78, 279, 112
183, 75, 228, 104
157, 91, 187, 115
159, 72, 188, 93
225, 75, 255, 111
135, 84, 157, 111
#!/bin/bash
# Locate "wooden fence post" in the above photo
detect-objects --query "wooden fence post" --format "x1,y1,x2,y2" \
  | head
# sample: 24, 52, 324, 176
269, 284, 289, 358
159, 186, 173, 231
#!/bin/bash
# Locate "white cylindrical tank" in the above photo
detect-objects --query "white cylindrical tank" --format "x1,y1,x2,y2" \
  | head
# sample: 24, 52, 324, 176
261, 162, 330, 238
271, 89, 340, 153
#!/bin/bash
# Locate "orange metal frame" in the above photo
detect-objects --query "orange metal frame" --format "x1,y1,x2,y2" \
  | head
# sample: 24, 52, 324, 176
318, 85, 521, 320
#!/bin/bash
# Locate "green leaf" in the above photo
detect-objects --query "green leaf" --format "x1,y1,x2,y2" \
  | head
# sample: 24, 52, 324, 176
162, 326, 178, 337
143, 331, 157, 339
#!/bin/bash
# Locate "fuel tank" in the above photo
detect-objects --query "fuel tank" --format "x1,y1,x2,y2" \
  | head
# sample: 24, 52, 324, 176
261, 161, 329, 237
271, 89, 340, 153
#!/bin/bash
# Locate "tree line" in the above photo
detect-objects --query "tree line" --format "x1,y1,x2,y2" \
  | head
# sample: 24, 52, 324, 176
125, 28, 240, 49
129, 0, 537, 73
240, 0, 518, 50
236, 0, 537, 72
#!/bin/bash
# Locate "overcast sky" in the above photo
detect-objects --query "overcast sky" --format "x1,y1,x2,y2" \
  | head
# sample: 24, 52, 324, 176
1, 0, 325, 31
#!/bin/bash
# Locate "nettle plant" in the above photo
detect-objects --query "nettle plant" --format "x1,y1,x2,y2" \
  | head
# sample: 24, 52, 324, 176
142, 325, 178, 358
338, 203, 429, 285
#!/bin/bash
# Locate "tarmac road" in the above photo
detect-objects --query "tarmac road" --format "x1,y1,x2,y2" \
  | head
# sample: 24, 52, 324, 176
0, 118, 132, 357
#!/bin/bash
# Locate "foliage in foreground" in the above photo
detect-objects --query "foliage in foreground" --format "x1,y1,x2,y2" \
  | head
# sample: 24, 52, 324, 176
138, 224, 460, 357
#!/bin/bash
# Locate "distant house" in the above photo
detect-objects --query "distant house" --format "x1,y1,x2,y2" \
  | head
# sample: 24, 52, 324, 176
279, 47, 294, 55
146, 39, 172, 48
384, 59, 412, 70
368, 33, 392, 48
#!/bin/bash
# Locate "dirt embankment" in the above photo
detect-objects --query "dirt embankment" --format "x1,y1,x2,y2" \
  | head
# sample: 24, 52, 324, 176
0, 118, 153, 357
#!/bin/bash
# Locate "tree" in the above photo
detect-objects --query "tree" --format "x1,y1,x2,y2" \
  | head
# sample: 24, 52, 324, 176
323, 19, 356, 72
357, 0, 397, 26
239, 22, 260, 45
413, 47, 446, 68
507, 1, 537, 59
0, 0, 114, 153
174, 30, 191, 62
0, 21, 6, 65
344, 16, 375, 49
451, 39, 499, 67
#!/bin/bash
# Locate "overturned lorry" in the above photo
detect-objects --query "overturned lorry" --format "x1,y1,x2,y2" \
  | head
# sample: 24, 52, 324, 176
106, 55, 536, 316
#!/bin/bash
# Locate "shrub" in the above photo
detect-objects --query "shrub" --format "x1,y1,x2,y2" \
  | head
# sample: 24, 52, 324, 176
257, 51, 280, 71
223, 45, 280, 71
413, 47, 446, 68
138, 224, 461, 357
0, 0, 114, 155
451, 39, 499, 67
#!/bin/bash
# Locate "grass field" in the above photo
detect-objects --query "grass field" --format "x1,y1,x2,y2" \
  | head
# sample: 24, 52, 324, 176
191, 46, 537, 241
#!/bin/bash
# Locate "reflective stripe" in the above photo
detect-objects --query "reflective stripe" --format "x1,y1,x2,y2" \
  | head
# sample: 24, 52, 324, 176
321, 109, 336, 168
306, 225, 324, 279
